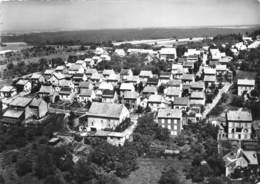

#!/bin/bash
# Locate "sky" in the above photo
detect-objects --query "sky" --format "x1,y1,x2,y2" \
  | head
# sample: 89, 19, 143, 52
0, 0, 260, 33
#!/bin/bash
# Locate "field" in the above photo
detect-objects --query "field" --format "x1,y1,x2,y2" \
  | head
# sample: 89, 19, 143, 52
2, 26, 260, 45
120, 158, 193, 184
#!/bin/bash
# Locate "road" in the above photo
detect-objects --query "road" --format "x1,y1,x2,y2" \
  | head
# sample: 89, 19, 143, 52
202, 82, 232, 120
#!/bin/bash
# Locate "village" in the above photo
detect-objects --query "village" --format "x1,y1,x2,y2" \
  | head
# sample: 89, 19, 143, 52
0, 33, 260, 184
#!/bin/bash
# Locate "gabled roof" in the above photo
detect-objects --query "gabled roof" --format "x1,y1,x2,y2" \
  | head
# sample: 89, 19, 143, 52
120, 69, 132, 76
120, 83, 135, 91
102, 89, 115, 98
148, 94, 163, 102
204, 68, 216, 75
216, 65, 227, 71
237, 79, 255, 86
79, 89, 93, 97
182, 74, 194, 81
38, 85, 55, 95
79, 81, 92, 88
190, 81, 205, 89
190, 91, 205, 99
173, 97, 189, 106
69, 64, 82, 71
16, 79, 30, 86
204, 76, 216, 82
0, 85, 16, 92
87, 102, 125, 119
165, 87, 181, 96
99, 82, 113, 90
30, 98, 45, 107
107, 74, 120, 81
59, 86, 71, 95
167, 79, 181, 87
85, 68, 98, 75
227, 110, 252, 122
147, 78, 159, 85
143, 86, 157, 94
55, 65, 65, 71
139, 70, 153, 77
3, 109, 24, 119
158, 108, 182, 119
44, 69, 54, 75
9, 97, 32, 107
53, 72, 65, 80
31, 73, 43, 79
103, 69, 115, 76
123, 91, 139, 99
159, 48, 177, 55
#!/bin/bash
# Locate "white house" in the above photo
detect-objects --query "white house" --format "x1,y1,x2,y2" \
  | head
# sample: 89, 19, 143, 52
85, 102, 130, 131
15, 79, 32, 93
159, 48, 177, 61
0, 86, 17, 98
237, 79, 255, 96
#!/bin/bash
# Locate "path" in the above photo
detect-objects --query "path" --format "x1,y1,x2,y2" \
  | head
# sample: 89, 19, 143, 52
202, 82, 232, 120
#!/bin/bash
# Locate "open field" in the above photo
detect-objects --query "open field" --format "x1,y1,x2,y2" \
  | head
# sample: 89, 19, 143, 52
120, 158, 193, 184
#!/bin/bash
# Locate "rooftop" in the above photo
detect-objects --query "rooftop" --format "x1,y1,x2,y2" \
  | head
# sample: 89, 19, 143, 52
158, 108, 182, 119
227, 110, 252, 122
9, 97, 32, 107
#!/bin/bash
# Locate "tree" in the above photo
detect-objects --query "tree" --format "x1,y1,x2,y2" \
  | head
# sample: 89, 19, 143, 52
159, 167, 180, 184
44, 175, 64, 184
16, 157, 32, 176
74, 160, 99, 184
207, 177, 225, 184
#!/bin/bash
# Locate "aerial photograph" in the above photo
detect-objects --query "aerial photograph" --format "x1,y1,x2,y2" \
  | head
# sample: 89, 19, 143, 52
0, 0, 260, 183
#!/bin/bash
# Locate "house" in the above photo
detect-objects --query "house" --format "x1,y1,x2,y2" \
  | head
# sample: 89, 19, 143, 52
142, 86, 157, 97
167, 79, 182, 89
190, 81, 205, 92
159, 72, 172, 84
44, 69, 55, 80
223, 148, 258, 177
190, 91, 205, 108
204, 76, 216, 87
120, 83, 135, 96
68, 63, 84, 74
0, 86, 17, 98
122, 91, 140, 109
204, 67, 216, 78
29, 98, 48, 119
72, 73, 87, 86
146, 78, 159, 87
59, 86, 74, 102
114, 49, 126, 57
38, 85, 58, 103
55, 65, 65, 73
84, 58, 95, 67
102, 89, 118, 103
106, 74, 120, 87
173, 97, 190, 111
31, 73, 45, 87
159, 48, 177, 61
210, 49, 221, 60
183, 61, 194, 73
85, 68, 98, 79
164, 87, 182, 101
84, 102, 130, 131
125, 75, 140, 85
8, 97, 32, 119
157, 108, 182, 136
172, 63, 183, 76
98, 82, 114, 91
100, 54, 111, 62
182, 74, 195, 84
15, 79, 32, 93
77, 89, 96, 103
48, 72, 66, 87
120, 69, 133, 81
237, 79, 255, 96
139, 70, 153, 82
78, 81, 94, 91
103, 69, 115, 78
0, 109, 25, 126
90, 72, 102, 83
76, 60, 87, 68
148, 95, 165, 111
226, 110, 252, 140
216, 64, 227, 76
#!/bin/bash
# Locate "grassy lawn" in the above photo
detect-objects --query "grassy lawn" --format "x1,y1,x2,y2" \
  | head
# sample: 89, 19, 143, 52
120, 157, 193, 184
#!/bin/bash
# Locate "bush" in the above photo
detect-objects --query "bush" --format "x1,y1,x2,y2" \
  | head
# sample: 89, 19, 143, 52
159, 167, 180, 184
16, 157, 32, 176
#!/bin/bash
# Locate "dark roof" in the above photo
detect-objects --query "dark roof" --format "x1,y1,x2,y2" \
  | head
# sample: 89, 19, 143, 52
59, 87, 71, 95
102, 89, 115, 98
147, 78, 159, 85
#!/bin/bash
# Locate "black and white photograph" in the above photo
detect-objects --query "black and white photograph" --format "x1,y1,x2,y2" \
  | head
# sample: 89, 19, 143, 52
0, 0, 260, 183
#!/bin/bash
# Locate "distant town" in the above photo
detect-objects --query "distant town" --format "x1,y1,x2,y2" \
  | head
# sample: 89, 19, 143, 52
0, 30, 260, 184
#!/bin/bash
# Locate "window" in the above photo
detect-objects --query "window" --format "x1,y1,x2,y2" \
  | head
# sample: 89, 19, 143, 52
168, 125, 171, 130
174, 125, 177, 130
